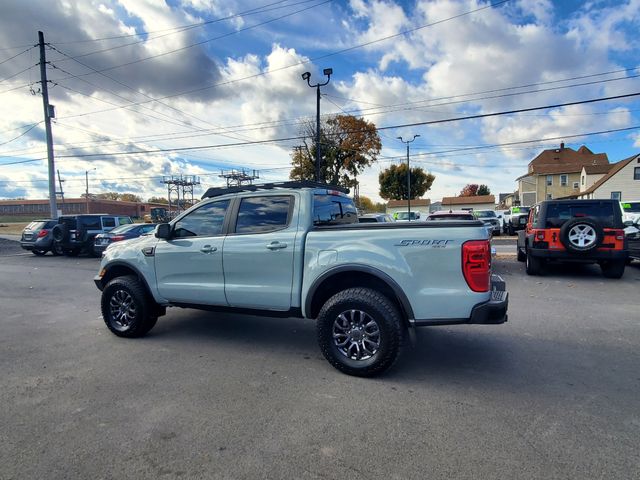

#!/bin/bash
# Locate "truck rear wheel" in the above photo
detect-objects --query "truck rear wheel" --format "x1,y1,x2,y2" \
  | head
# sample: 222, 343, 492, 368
316, 287, 403, 377
101, 275, 158, 337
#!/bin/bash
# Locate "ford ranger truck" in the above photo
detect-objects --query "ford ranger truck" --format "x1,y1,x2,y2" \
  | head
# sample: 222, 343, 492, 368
94, 181, 508, 377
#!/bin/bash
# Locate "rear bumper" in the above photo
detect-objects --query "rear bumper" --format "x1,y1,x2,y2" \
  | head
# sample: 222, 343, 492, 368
20, 238, 52, 251
528, 247, 627, 262
412, 274, 508, 326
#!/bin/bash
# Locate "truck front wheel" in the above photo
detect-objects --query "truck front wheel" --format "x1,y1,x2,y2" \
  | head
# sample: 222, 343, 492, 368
101, 275, 158, 337
316, 288, 403, 377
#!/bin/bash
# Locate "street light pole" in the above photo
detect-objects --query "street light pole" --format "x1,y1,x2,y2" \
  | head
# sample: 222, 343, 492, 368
302, 68, 333, 182
397, 135, 420, 221
85, 168, 96, 213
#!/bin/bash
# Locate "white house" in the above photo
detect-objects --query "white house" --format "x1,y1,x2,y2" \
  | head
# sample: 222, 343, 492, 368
577, 154, 640, 201
579, 164, 614, 192
386, 199, 431, 218
441, 195, 496, 211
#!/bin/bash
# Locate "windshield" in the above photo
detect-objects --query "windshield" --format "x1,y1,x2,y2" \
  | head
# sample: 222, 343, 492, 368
512, 206, 530, 214
395, 212, 419, 220
428, 214, 475, 221
109, 224, 138, 234
475, 211, 496, 218
621, 202, 640, 213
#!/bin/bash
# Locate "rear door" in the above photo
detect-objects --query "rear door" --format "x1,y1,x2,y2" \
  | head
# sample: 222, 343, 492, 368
223, 194, 297, 310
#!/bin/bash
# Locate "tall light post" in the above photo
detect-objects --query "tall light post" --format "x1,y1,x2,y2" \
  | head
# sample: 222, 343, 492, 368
397, 135, 420, 221
85, 167, 96, 213
302, 68, 333, 182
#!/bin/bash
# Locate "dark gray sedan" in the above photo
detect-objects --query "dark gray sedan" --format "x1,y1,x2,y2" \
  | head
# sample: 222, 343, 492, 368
93, 223, 157, 255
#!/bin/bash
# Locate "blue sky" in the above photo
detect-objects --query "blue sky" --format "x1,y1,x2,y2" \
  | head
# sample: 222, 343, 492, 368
0, 0, 639, 203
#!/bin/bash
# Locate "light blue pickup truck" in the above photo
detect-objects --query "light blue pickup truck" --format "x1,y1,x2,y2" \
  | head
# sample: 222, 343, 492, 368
94, 181, 508, 376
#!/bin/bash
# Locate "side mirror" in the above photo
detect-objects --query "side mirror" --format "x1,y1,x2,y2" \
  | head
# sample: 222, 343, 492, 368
624, 220, 634, 227
155, 223, 172, 239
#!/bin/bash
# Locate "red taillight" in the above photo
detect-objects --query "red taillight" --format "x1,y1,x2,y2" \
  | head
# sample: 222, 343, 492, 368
110, 235, 126, 242
37, 229, 49, 238
535, 231, 545, 241
462, 240, 491, 292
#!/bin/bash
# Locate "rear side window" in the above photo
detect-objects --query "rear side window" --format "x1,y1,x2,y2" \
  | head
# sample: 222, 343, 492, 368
313, 194, 357, 226
118, 217, 132, 225
544, 202, 616, 228
102, 217, 116, 229
80, 217, 101, 229
235, 196, 292, 234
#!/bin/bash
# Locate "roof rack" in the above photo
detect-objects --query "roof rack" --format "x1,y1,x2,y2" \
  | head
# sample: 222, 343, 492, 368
201, 181, 350, 199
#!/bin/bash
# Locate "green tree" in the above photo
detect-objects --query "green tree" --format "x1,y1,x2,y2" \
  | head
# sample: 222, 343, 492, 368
477, 184, 491, 195
147, 196, 169, 204
119, 193, 142, 203
96, 192, 121, 200
378, 163, 435, 200
290, 115, 382, 188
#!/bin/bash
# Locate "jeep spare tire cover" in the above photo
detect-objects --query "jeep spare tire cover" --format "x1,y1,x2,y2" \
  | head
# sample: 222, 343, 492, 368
51, 224, 68, 242
559, 217, 603, 253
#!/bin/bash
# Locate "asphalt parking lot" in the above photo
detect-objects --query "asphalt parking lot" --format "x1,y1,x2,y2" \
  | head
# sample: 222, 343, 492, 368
1, 239, 639, 479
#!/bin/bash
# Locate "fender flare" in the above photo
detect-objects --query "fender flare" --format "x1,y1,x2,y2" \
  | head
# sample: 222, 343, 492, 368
304, 264, 415, 320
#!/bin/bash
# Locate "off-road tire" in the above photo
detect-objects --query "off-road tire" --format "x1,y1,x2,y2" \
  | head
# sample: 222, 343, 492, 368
101, 275, 158, 338
525, 251, 544, 275
51, 224, 68, 242
517, 246, 526, 262
600, 260, 625, 279
559, 217, 603, 253
317, 287, 403, 377
507, 223, 514, 236
89, 245, 101, 258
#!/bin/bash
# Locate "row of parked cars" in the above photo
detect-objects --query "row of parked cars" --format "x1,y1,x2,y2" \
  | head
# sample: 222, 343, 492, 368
20, 214, 157, 257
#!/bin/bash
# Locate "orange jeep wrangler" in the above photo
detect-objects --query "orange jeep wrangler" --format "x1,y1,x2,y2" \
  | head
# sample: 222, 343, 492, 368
516, 199, 628, 278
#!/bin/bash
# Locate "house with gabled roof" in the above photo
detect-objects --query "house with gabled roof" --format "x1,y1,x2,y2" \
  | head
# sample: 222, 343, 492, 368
515, 143, 609, 206
576, 153, 640, 201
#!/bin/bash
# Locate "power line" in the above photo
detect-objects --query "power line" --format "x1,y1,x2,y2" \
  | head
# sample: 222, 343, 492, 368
2, 92, 639, 167
0, 64, 37, 84
48, 44, 256, 143
0, 122, 43, 147
51, 0, 332, 77
53, 0, 511, 120
49, 0, 315, 52
0, 46, 36, 66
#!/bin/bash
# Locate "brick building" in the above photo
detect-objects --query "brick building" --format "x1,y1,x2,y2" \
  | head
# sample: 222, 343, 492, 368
0, 198, 170, 218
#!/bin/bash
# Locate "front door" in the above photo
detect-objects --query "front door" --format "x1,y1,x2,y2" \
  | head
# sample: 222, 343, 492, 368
223, 194, 297, 311
155, 199, 230, 305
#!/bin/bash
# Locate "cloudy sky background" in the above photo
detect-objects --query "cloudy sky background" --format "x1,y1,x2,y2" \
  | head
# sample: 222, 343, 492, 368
0, 0, 639, 203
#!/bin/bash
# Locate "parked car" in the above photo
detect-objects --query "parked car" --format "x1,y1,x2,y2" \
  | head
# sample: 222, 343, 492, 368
393, 211, 421, 221
358, 213, 394, 223
503, 206, 530, 235
516, 199, 627, 278
52, 214, 133, 257
621, 201, 640, 224
473, 210, 501, 236
625, 219, 640, 263
20, 219, 62, 256
93, 223, 158, 256
425, 211, 476, 221
496, 209, 509, 230
94, 181, 508, 377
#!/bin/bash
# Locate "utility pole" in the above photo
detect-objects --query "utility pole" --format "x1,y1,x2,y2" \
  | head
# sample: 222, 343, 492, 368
397, 135, 420, 222
302, 68, 333, 183
38, 31, 57, 219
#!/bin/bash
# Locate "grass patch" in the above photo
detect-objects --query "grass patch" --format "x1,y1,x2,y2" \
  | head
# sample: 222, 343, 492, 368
0, 222, 28, 235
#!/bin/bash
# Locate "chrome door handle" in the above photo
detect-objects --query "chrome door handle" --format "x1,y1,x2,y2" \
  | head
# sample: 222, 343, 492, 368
200, 245, 217, 254
266, 241, 287, 250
